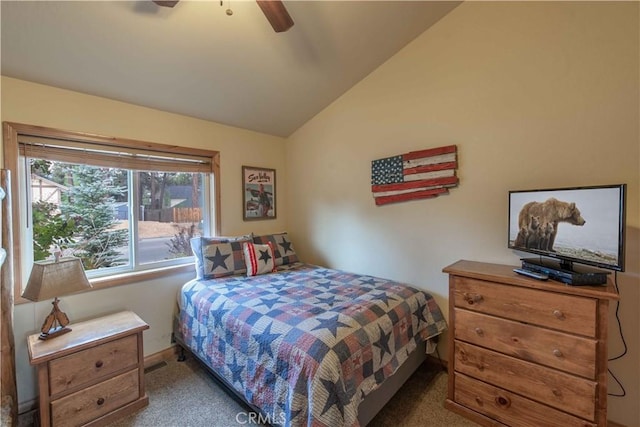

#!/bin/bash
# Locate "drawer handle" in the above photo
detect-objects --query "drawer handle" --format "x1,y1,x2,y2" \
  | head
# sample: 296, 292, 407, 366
552, 310, 565, 320
474, 328, 484, 336
463, 293, 483, 305
495, 395, 511, 408
95, 360, 104, 368
97, 397, 105, 406
553, 349, 563, 358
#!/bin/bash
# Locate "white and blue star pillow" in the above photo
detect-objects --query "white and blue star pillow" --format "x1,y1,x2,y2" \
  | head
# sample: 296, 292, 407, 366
197, 235, 252, 279
243, 242, 277, 277
253, 232, 299, 266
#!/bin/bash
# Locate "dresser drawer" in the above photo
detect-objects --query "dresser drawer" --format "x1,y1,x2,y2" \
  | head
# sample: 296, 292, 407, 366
51, 368, 139, 427
452, 276, 597, 336
454, 308, 597, 378
49, 334, 138, 396
454, 340, 597, 420
454, 373, 596, 427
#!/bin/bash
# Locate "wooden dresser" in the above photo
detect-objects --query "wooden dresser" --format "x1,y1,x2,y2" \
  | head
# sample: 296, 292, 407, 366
27, 311, 149, 427
443, 260, 619, 427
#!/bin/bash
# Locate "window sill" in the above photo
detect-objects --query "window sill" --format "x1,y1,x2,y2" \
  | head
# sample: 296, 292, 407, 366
15, 263, 196, 305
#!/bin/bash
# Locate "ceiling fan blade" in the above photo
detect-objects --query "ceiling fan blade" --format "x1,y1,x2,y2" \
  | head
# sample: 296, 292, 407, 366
153, 0, 179, 7
256, 0, 294, 33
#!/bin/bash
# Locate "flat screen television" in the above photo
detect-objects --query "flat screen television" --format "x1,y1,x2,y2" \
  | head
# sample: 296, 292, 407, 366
508, 184, 626, 280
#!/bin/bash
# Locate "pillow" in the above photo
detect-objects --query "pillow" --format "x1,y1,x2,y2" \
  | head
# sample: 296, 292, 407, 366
191, 234, 253, 279
243, 242, 277, 277
252, 232, 298, 266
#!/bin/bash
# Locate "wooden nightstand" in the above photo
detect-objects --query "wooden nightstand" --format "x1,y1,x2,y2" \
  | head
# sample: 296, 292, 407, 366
27, 311, 149, 427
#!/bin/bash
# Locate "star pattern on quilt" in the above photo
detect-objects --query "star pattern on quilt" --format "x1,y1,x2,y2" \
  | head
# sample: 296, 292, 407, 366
206, 247, 230, 272
314, 280, 335, 291
253, 323, 280, 358
282, 405, 303, 423
312, 314, 350, 338
211, 301, 229, 329
316, 295, 337, 307
320, 378, 346, 416
413, 304, 428, 326
370, 291, 398, 307
373, 324, 393, 359
258, 297, 281, 310
228, 353, 244, 387
270, 282, 290, 292
358, 277, 379, 287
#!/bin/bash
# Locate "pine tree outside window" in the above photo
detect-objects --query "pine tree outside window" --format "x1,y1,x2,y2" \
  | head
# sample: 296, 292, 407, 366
3, 123, 220, 300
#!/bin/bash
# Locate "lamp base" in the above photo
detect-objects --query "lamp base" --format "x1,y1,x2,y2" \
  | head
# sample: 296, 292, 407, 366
38, 326, 72, 340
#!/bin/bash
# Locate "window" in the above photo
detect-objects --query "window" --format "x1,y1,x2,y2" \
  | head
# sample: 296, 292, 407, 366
3, 123, 221, 302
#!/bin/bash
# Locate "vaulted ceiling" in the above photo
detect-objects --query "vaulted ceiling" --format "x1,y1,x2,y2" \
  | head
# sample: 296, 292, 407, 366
1, 1, 461, 137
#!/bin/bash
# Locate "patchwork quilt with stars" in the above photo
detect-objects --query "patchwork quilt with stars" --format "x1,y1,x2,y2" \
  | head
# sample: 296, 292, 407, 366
175, 263, 447, 427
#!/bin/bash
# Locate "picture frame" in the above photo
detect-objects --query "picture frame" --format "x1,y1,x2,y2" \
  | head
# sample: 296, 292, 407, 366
242, 166, 276, 220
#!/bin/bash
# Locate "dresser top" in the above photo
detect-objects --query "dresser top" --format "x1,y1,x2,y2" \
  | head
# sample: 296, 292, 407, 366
443, 260, 619, 300
28, 310, 149, 364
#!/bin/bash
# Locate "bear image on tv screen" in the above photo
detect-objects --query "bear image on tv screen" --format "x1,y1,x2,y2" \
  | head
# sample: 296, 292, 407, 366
517, 198, 586, 252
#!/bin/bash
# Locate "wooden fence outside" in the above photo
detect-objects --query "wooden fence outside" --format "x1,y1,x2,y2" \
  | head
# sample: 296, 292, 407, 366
144, 207, 202, 223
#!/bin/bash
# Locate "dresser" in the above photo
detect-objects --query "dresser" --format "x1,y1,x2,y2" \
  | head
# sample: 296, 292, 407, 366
443, 260, 619, 427
28, 311, 149, 427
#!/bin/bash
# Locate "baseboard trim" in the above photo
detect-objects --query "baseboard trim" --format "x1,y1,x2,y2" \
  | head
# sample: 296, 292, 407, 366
143, 344, 178, 369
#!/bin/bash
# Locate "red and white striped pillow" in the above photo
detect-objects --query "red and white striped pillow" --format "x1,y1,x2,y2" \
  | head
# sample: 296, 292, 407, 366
243, 242, 277, 277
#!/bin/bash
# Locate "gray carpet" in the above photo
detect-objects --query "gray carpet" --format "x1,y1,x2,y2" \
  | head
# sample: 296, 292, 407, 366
108, 356, 477, 427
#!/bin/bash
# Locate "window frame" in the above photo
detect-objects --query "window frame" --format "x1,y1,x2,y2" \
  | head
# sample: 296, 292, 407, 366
3, 122, 221, 304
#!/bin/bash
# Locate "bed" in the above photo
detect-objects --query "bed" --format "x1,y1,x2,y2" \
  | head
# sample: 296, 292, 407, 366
173, 233, 447, 427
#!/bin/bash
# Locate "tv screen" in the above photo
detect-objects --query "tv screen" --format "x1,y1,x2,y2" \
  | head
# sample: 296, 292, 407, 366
508, 184, 626, 272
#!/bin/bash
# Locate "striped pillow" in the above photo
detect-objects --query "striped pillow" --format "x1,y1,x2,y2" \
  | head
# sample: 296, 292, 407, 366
243, 242, 277, 277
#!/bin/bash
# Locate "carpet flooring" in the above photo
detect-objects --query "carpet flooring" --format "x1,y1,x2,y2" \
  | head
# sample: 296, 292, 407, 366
107, 356, 478, 427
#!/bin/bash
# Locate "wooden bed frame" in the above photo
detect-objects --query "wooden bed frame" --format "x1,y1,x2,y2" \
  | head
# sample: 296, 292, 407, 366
172, 333, 430, 426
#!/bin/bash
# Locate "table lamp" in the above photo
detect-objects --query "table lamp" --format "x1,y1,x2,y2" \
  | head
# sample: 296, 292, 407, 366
22, 255, 92, 340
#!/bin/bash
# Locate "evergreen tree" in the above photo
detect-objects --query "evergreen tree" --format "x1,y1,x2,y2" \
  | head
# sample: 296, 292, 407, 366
60, 165, 128, 269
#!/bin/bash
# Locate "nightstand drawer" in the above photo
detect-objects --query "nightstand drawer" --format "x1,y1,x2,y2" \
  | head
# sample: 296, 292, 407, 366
452, 276, 597, 336
49, 334, 138, 396
454, 308, 597, 378
51, 369, 139, 427
455, 341, 596, 420
454, 373, 596, 427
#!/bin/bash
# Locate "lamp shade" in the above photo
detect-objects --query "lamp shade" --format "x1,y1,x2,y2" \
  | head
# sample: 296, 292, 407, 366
22, 257, 92, 301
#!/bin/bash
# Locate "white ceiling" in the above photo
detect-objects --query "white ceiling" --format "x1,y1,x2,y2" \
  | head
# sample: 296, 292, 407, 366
1, 1, 460, 137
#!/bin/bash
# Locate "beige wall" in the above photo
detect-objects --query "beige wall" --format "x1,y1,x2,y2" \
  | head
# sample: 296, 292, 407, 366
0, 77, 289, 406
286, 2, 639, 426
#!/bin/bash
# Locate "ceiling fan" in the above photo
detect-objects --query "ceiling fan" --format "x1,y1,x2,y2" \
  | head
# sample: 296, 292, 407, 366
152, 0, 294, 33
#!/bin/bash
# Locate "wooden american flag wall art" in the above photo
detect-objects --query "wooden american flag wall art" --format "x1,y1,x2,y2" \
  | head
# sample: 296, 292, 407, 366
371, 145, 459, 206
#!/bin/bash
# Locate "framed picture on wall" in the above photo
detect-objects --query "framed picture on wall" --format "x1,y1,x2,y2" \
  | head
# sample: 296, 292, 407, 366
242, 166, 276, 220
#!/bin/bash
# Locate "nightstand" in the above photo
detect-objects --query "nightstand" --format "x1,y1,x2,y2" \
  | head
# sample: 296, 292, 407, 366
27, 311, 149, 427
